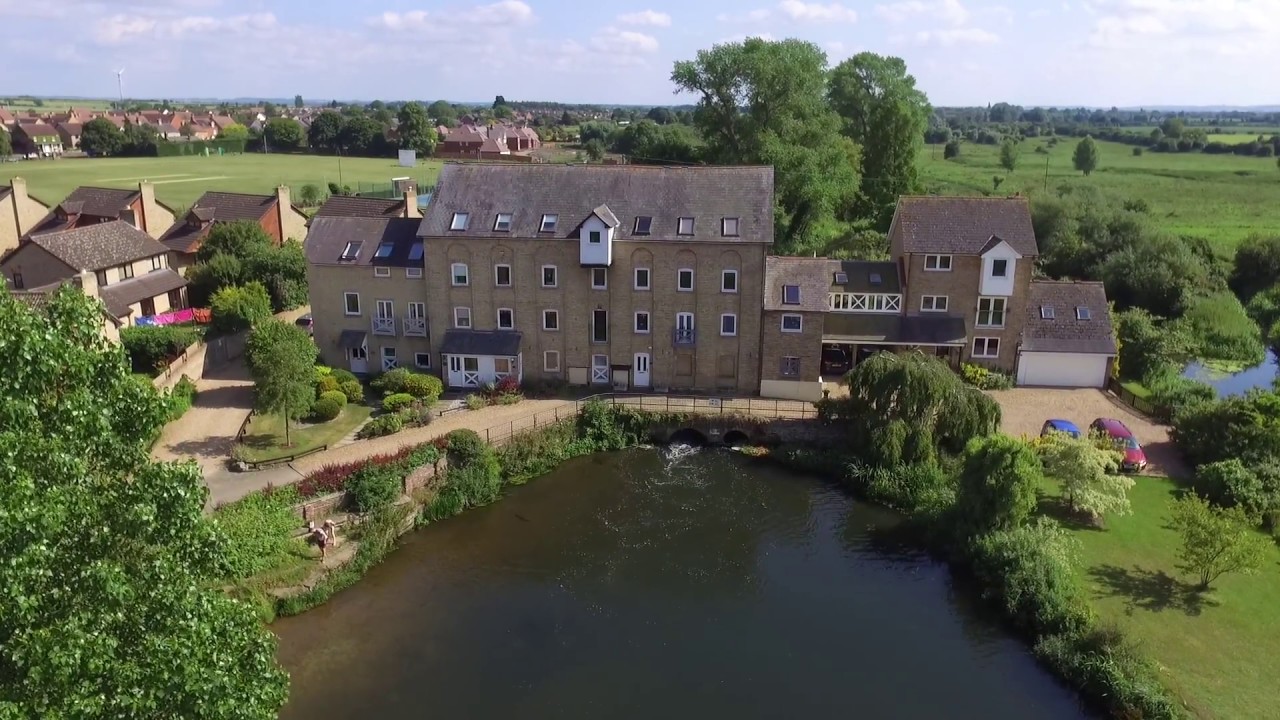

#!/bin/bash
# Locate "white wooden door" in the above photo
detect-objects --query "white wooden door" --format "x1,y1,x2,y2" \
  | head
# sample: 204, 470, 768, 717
381, 346, 398, 371
447, 355, 464, 387
349, 344, 368, 374
591, 354, 610, 384
633, 353, 651, 388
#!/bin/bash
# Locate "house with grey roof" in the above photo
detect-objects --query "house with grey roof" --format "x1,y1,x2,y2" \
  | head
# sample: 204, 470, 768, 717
1, 220, 187, 325
159, 187, 308, 269
313, 191, 422, 220
26, 183, 175, 240
1017, 280, 1116, 386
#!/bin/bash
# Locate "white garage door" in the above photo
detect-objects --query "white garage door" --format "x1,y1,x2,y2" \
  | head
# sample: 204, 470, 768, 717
1017, 352, 1110, 388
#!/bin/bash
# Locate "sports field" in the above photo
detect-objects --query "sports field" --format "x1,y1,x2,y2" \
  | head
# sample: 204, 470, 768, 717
1, 154, 444, 211
919, 137, 1280, 248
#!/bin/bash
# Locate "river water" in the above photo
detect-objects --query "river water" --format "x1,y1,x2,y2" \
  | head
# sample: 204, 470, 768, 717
274, 447, 1089, 720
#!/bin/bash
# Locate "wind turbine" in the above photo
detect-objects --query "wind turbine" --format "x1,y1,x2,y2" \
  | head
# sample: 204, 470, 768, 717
115, 67, 125, 108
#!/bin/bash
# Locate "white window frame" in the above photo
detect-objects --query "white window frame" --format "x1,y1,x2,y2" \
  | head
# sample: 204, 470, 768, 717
374, 241, 394, 259
451, 262, 469, 286
496, 307, 515, 330
494, 263, 512, 287
976, 297, 1007, 328
494, 212, 513, 231
921, 295, 949, 312
1076, 306, 1092, 320
676, 312, 695, 330
591, 267, 607, 289
375, 299, 394, 320
722, 217, 740, 237
782, 284, 801, 305
677, 268, 694, 292
450, 212, 469, 231
340, 241, 361, 260
343, 292, 360, 316
453, 306, 471, 329
374, 266, 391, 278
972, 337, 1000, 359
540, 214, 558, 233
991, 258, 1009, 278
781, 314, 803, 333
721, 269, 738, 294
543, 350, 561, 372
541, 264, 558, 288
633, 216, 653, 235
924, 254, 953, 272
405, 267, 423, 278
634, 267, 651, 290
677, 217, 694, 235
542, 309, 559, 331
151, 255, 163, 271
634, 311, 650, 334
414, 352, 431, 369
720, 313, 737, 337
588, 230, 601, 244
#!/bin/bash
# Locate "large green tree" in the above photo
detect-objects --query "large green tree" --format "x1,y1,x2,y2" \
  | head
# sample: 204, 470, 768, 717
1038, 432, 1132, 522
427, 100, 457, 127
264, 117, 304, 149
828, 52, 930, 221
0, 286, 287, 717
197, 220, 272, 263
219, 122, 249, 141
396, 101, 438, 157
1229, 234, 1280, 302
955, 435, 1042, 536
1073, 135, 1099, 175
672, 38, 860, 254
307, 111, 345, 152
339, 116, 385, 156
245, 319, 318, 446
79, 117, 126, 156
999, 137, 1019, 172
1169, 494, 1270, 590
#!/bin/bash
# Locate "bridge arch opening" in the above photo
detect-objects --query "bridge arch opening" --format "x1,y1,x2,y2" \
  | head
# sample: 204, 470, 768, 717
722, 430, 751, 447
668, 428, 709, 446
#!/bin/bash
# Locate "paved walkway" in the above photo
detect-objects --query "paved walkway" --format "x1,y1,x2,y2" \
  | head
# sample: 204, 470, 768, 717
152, 357, 255, 478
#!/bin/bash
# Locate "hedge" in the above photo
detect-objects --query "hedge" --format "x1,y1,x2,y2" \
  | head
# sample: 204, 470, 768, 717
120, 325, 201, 375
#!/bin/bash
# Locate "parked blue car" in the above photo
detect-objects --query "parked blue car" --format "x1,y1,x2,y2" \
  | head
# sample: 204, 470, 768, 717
1040, 419, 1082, 438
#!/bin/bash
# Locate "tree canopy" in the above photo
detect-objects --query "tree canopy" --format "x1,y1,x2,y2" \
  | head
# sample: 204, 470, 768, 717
79, 117, 126, 156
397, 102, 438, 157
264, 117, 304, 149
0, 286, 287, 717
1229, 234, 1280, 302
999, 137, 1019, 172
339, 116, 386, 156
1037, 432, 1132, 522
955, 434, 1043, 536
245, 319, 318, 445
0, 130, 10, 158
219, 122, 249, 141
197, 220, 273, 263
1169, 494, 1270, 590
307, 111, 345, 152
1073, 135, 1099, 175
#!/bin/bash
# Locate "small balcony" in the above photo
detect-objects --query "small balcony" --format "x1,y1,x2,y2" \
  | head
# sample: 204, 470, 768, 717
403, 317, 427, 337
673, 327, 695, 346
829, 292, 902, 314
372, 316, 395, 336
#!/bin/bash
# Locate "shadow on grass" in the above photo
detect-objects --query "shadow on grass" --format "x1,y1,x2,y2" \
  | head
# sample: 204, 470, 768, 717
1037, 493, 1106, 532
1087, 563, 1219, 617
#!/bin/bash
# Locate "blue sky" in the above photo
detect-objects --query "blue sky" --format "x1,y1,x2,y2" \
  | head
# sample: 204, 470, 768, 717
1, 0, 1277, 107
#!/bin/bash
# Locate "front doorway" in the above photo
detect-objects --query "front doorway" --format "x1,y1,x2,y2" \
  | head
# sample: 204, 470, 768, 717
632, 352, 651, 388
349, 344, 369, 374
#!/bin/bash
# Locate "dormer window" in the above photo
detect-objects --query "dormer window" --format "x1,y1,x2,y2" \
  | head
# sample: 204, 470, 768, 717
588, 230, 601, 244
540, 214, 558, 232
1041, 305, 1055, 320
340, 241, 362, 260
992, 258, 1008, 277
634, 216, 652, 235
1076, 306, 1091, 320
374, 241, 394, 258
494, 213, 512, 231
783, 284, 801, 305
677, 217, 694, 236
722, 217, 739, 237
450, 212, 469, 231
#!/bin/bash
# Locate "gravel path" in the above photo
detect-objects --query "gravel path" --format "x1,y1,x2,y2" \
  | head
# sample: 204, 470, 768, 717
992, 388, 1186, 478
152, 359, 254, 477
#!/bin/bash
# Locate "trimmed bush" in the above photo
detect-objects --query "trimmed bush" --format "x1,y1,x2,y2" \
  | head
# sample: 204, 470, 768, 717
330, 368, 358, 384
400, 372, 443, 401
310, 396, 342, 422
319, 390, 348, 408
120, 325, 201, 375
209, 282, 272, 333
316, 375, 340, 395
446, 429, 486, 464
357, 413, 403, 439
338, 379, 364, 404
961, 362, 1014, 390
465, 394, 488, 410
382, 393, 416, 412
166, 375, 199, 421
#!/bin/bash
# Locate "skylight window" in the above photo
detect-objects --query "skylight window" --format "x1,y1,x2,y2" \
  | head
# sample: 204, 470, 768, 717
374, 242, 394, 258
869, 272, 882, 285
1076, 306, 1092, 320
450, 212, 469, 231
540, 214, 558, 232
1041, 305, 1055, 320
722, 217, 739, 237
783, 284, 801, 305
340, 241, 362, 260
494, 213, 512, 231
634, 216, 653, 235
834, 272, 848, 285
677, 217, 694, 235
407, 242, 423, 261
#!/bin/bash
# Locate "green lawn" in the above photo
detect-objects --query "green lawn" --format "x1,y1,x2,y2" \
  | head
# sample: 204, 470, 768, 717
1040, 475, 1280, 719
237, 404, 372, 463
1, 154, 443, 211
3, 98, 117, 111
919, 138, 1280, 248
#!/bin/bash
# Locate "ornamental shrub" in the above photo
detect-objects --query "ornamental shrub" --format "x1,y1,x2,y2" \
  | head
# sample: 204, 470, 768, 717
400, 372, 443, 401
345, 464, 402, 513
338, 379, 364, 404
968, 519, 1094, 638
357, 412, 403, 439
316, 375, 340, 395
209, 282, 272, 333
319, 390, 348, 408
166, 375, 199, 421
382, 393, 416, 412
310, 396, 342, 422
330, 368, 358, 384
120, 325, 201, 374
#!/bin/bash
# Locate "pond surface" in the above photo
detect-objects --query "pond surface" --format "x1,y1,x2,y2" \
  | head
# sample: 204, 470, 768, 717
1184, 349, 1279, 396
274, 447, 1089, 720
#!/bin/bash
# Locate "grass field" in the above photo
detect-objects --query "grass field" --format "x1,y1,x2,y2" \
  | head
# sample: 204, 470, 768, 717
237, 404, 372, 463
1040, 475, 1280, 719
3, 98, 116, 112
1, 154, 444, 211
919, 138, 1280, 248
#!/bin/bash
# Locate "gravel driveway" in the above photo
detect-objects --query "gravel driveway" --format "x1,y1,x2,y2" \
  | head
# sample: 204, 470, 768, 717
991, 388, 1187, 478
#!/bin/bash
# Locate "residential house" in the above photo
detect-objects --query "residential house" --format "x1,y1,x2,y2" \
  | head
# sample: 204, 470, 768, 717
305, 217, 428, 374
1017, 280, 1116, 387
9, 280, 124, 343
13, 123, 62, 156
438, 126, 485, 154
416, 163, 772, 391
1, 220, 188, 326
313, 192, 422, 220
56, 122, 82, 149
0, 178, 50, 257
159, 187, 308, 269
25, 183, 175, 240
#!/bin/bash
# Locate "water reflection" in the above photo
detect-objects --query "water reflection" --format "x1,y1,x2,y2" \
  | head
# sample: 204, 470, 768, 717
1184, 349, 1279, 397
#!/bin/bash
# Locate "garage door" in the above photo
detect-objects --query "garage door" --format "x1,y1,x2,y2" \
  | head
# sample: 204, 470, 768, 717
1017, 352, 1110, 388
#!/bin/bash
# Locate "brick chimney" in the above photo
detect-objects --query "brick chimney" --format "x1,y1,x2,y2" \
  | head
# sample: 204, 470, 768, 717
403, 188, 421, 218
137, 181, 161, 238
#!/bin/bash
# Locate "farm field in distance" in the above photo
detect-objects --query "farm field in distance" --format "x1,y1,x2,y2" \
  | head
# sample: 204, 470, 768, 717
1, 154, 444, 211
919, 137, 1280, 249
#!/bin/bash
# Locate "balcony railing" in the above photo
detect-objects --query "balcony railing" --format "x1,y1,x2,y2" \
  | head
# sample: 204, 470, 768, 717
372, 316, 395, 336
403, 317, 427, 337
674, 327, 696, 345
829, 292, 902, 313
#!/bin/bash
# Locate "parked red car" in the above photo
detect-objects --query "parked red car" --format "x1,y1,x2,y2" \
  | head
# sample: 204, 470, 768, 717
1089, 418, 1148, 472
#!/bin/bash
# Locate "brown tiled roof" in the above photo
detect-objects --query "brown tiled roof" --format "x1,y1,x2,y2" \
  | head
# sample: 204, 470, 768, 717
27, 220, 167, 271
29, 186, 141, 234
763, 256, 830, 312
19, 123, 58, 137
159, 191, 276, 253
314, 195, 406, 218
57, 122, 83, 135
893, 196, 1038, 257
98, 268, 187, 317
1023, 280, 1116, 354
304, 217, 422, 268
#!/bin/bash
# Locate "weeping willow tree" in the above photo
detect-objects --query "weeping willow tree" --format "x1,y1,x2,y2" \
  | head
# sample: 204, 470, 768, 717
842, 351, 1001, 466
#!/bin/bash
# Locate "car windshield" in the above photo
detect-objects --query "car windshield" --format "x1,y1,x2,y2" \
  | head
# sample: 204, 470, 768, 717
1124, 438, 1140, 450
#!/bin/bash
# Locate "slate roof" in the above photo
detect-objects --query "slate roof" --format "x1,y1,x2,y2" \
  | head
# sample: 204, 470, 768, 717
10, 281, 124, 327
304, 217, 423, 268
160, 191, 277, 253
832, 260, 901, 294
419, 163, 774, 244
26, 220, 167, 271
338, 329, 367, 349
440, 330, 523, 357
823, 314, 968, 346
893, 196, 1038, 257
19, 123, 58, 138
313, 195, 407, 219
1023, 280, 1116, 354
29, 186, 140, 234
98, 269, 187, 317
763, 257, 831, 312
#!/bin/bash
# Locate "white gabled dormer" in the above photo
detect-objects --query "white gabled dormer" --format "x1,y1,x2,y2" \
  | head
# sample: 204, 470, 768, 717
979, 234, 1022, 297
579, 204, 618, 266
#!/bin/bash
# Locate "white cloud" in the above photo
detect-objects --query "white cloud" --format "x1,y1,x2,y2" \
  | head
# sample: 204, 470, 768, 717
591, 27, 660, 53
874, 0, 969, 25
905, 27, 999, 45
371, 1, 534, 30
778, 0, 858, 22
95, 12, 277, 45
717, 32, 777, 43
716, 8, 772, 22
1087, 0, 1280, 53
617, 9, 671, 27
